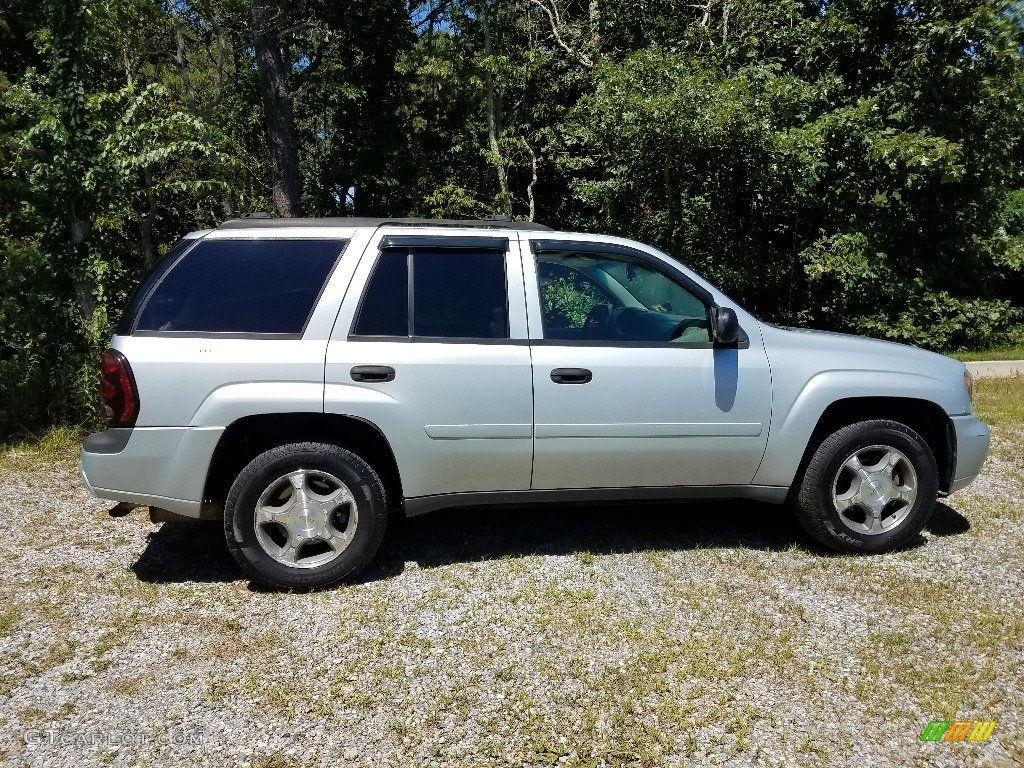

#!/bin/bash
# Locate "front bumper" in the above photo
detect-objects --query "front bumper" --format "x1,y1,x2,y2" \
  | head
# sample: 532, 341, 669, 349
79, 426, 224, 519
946, 414, 990, 494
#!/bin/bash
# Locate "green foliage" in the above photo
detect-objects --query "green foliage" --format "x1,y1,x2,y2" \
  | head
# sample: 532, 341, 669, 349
0, 0, 234, 436
994, 188, 1024, 270
0, 237, 104, 434
857, 292, 1023, 352
556, 1, 1024, 346
421, 182, 491, 219
2, 0, 1024, 435
294, 0, 415, 215
542, 276, 601, 329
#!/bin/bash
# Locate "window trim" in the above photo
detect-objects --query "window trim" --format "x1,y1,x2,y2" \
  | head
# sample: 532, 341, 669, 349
347, 335, 530, 346
530, 338, 720, 349
128, 237, 349, 338
131, 331, 305, 340
379, 235, 510, 251
406, 249, 415, 337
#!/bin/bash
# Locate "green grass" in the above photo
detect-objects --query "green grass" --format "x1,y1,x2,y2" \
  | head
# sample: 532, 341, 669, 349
0, 425, 83, 471
0, 610, 20, 638
950, 344, 1024, 362
973, 376, 1024, 425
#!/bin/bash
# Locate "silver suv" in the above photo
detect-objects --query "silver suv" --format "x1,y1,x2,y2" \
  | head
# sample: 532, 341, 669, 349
80, 217, 990, 588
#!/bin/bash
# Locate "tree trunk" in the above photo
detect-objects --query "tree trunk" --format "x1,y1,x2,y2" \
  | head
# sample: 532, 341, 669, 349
68, 202, 95, 324
250, 0, 302, 217
663, 140, 678, 242
521, 136, 538, 221
589, 0, 600, 58
140, 168, 158, 268
481, 2, 510, 214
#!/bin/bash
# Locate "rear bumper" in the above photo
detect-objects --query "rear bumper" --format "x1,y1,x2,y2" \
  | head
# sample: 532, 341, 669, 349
79, 426, 224, 519
946, 414, 990, 494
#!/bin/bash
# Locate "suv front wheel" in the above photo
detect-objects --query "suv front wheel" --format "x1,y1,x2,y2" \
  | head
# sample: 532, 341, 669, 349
793, 420, 938, 554
224, 442, 387, 589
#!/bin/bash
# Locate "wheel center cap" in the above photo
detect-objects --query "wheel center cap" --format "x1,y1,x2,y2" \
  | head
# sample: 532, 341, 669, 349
863, 474, 892, 501
294, 505, 322, 535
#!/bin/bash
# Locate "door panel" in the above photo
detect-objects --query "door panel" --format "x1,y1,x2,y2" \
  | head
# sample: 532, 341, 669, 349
525, 241, 772, 490
326, 341, 533, 497
530, 344, 770, 488
325, 231, 533, 499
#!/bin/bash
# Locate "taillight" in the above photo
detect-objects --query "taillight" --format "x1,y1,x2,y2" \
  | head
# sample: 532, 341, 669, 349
100, 349, 139, 427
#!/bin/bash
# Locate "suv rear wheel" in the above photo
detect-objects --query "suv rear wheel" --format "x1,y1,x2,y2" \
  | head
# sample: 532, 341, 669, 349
224, 442, 387, 589
793, 420, 938, 554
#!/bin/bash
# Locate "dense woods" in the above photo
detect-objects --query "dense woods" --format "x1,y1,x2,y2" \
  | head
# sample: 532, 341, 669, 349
2, 0, 1023, 434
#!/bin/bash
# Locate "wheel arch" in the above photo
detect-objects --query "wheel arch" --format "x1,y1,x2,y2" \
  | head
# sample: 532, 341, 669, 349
200, 413, 404, 519
787, 397, 954, 498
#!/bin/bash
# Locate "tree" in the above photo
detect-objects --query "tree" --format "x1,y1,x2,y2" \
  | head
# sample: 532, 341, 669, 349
559, 0, 1024, 349
1, 0, 1023, 435
0, 0, 224, 433
250, 0, 302, 215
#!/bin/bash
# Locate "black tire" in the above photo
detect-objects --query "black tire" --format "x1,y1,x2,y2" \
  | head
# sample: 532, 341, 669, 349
224, 442, 387, 589
792, 420, 938, 554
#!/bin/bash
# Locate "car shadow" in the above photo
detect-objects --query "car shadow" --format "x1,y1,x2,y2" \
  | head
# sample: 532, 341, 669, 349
132, 521, 243, 585
361, 500, 806, 582
924, 501, 971, 536
130, 499, 973, 588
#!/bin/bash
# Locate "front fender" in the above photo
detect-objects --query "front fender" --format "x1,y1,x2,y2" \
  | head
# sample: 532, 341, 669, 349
752, 369, 959, 488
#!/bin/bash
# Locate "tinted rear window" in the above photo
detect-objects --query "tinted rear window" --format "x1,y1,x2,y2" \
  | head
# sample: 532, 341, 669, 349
134, 239, 345, 334
116, 239, 194, 335
413, 251, 508, 338
351, 249, 509, 339
351, 250, 409, 336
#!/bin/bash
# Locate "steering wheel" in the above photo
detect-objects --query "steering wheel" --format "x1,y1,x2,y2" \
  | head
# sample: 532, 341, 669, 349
582, 303, 612, 339
669, 317, 709, 341
607, 306, 647, 339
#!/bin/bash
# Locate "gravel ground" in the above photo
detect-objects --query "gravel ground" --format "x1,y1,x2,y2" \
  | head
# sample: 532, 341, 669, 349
0, 384, 1022, 768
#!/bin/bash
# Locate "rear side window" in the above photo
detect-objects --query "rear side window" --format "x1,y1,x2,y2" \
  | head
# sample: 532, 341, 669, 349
352, 249, 509, 339
116, 238, 194, 335
134, 239, 346, 335
413, 251, 507, 338
352, 250, 408, 336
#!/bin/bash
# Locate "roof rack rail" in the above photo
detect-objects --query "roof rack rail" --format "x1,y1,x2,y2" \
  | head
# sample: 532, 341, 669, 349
218, 216, 553, 231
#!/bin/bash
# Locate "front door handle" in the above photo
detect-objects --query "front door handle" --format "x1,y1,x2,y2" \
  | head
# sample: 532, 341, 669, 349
550, 368, 592, 384
351, 365, 396, 383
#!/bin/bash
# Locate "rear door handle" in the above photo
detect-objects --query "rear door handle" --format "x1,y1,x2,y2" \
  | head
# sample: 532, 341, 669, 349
351, 365, 395, 383
550, 368, 592, 384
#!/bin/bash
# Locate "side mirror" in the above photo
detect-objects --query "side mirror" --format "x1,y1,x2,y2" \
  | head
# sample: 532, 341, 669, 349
711, 306, 739, 344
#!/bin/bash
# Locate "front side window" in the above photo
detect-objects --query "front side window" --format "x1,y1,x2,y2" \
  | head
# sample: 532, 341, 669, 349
536, 251, 710, 343
134, 239, 345, 335
352, 248, 509, 339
